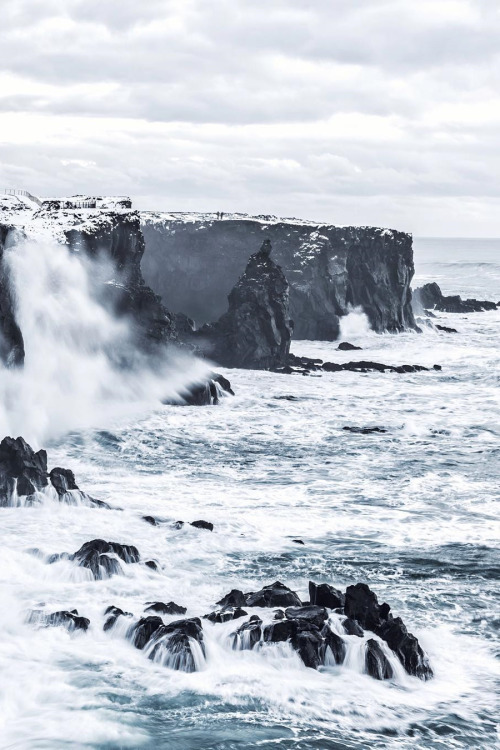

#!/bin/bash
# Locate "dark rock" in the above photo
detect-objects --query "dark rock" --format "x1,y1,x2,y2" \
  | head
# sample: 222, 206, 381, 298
413, 282, 497, 314
145, 560, 158, 571
28, 609, 89, 632
284, 357, 439, 377
49, 467, 78, 495
291, 628, 326, 669
378, 617, 433, 680
173, 521, 184, 529
263, 618, 295, 642
141, 216, 418, 340
244, 581, 302, 608
216, 589, 247, 608
342, 617, 364, 637
128, 616, 164, 650
292, 539, 305, 545
173, 372, 234, 405
337, 342, 362, 351
146, 617, 205, 672
204, 607, 248, 624
0, 436, 48, 503
194, 240, 292, 369
145, 601, 187, 616
142, 515, 162, 526
343, 426, 387, 435
344, 583, 390, 631
65, 539, 140, 579
309, 582, 345, 610
190, 520, 214, 531
436, 324, 458, 333
365, 639, 393, 680
324, 629, 347, 664
232, 616, 263, 649
285, 605, 329, 629
0, 224, 25, 366
103, 605, 132, 631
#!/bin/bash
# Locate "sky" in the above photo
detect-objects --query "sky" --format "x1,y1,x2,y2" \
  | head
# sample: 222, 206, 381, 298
0, 0, 499, 236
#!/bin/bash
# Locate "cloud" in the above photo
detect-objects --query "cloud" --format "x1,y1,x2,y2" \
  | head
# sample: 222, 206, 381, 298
0, 0, 499, 235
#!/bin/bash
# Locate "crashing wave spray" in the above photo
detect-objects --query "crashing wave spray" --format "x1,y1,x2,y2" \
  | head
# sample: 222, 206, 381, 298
0, 233, 210, 444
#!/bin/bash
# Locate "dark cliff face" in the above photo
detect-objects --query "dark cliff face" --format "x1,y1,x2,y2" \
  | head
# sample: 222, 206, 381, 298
195, 240, 292, 369
44, 205, 179, 353
0, 225, 25, 367
141, 214, 418, 340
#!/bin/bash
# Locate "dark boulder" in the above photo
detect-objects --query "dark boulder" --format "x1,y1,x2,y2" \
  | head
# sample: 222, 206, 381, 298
145, 601, 187, 616
436, 324, 458, 333
0, 436, 48, 503
66, 539, 140, 580
337, 342, 362, 351
365, 639, 393, 680
344, 583, 391, 631
146, 618, 206, 672
103, 605, 132, 631
413, 282, 497, 314
128, 616, 164, 649
195, 240, 292, 370
216, 589, 247, 608
145, 560, 159, 571
244, 581, 302, 608
49, 467, 78, 495
309, 582, 345, 610
378, 617, 433, 680
28, 609, 89, 632
204, 607, 248, 624
190, 520, 214, 531
232, 616, 263, 650
173, 373, 234, 406
324, 629, 347, 664
285, 605, 329, 629
342, 617, 364, 637
284, 357, 440, 377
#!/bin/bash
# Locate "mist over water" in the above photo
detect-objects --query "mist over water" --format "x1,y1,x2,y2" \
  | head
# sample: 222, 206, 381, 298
0, 234, 209, 445
0, 236, 499, 749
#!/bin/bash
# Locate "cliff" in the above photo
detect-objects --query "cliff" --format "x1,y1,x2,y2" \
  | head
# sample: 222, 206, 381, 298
195, 240, 291, 369
0, 195, 179, 363
141, 213, 418, 340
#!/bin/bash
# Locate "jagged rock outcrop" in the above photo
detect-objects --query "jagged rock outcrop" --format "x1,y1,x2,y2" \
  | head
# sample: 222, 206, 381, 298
48, 539, 141, 580
413, 282, 497, 314
279, 354, 442, 376
194, 240, 291, 369
27, 608, 90, 632
141, 213, 418, 340
0, 435, 108, 507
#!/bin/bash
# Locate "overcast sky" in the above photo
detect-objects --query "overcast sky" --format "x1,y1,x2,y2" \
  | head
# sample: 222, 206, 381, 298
1, 0, 499, 235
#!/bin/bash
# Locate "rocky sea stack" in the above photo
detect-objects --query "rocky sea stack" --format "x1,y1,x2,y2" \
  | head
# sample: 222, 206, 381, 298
194, 239, 292, 369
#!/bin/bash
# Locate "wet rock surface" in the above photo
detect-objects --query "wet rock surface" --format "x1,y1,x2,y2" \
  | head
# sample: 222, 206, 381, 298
277, 355, 442, 377
194, 240, 292, 369
28, 609, 90, 632
47, 539, 141, 580
413, 282, 498, 314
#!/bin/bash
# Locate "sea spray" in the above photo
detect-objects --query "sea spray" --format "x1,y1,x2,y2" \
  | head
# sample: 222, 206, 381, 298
0, 233, 210, 444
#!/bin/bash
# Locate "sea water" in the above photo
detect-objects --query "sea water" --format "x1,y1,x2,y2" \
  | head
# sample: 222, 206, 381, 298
0, 236, 498, 749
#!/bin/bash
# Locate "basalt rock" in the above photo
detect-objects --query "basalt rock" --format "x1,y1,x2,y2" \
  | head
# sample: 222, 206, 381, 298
216, 589, 247, 608
436, 324, 458, 333
28, 608, 90, 632
190, 520, 214, 531
145, 601, 187, 616
279, 355, 441, 377
344, 583, 391, 631
103, 605, 132, 631
342, 617, 364, 637
0, 436, 48, 502
128, 615, 164, 649
171, 373, 234, 406
140, 214, 418, 340
309, 582, 345, 611
52, 539, 140, 580
145, 617, 206, 672
337, 342, 362, 351
365, 639, 393, 680
343, 426, 387, 435
413, 282, 497, 314
0, 224, 24, 366
204, 607, 248, 624
378, 617, 432, 680
194, 240, 292, 369
244, 581, 302, 608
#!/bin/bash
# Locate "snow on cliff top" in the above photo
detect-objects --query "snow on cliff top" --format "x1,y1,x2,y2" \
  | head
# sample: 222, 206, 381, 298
140, 210, 401, 237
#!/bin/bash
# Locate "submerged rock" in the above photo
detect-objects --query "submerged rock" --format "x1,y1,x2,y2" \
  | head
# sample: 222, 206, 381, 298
195, 240, 292, 369
28, 608, 90, 632
103, 605, 132, 631
436, 324, 458, 333
343, 426, 387, 435
48, 539, 141, 580
413, 282, 497, 314
280, 356, 441, 377
171, 373, 234, 405
190, 520, 214, 531
337, 342, 362, 351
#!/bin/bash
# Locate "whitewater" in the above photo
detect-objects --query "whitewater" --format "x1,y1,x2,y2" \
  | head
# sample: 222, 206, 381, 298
0, 236, 499, 749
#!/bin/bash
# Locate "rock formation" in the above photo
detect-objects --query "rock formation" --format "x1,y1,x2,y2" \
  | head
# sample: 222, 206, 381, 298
413, 282, 497, 314
0, 224, 25, 366
141, 213, 418, 340
194, 240, 292, 369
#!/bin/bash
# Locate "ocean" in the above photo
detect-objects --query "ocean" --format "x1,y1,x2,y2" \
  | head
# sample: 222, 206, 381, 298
0, 237, 498, 749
